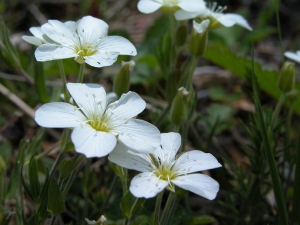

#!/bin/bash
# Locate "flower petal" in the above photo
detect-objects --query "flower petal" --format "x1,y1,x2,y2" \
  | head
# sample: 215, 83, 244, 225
35, 102, 85, 128
137, 0, 162, 14
174, 10, 200, 20
172, 174, 219, 200
22, 36, 44, 46
78, 16, 108, 45
30, 27, 44, 39
97, 36, 137, 56
35, 44, 77, 61
218, 13, 252, 31
66, 83, 107, 118
116, 119, 161, 154
42, 20, 79, 45
107, 92, 146, 126
155, 132, 181, 161
129, 172, 168, 198
108, 144, 152, 172
71, 124, 116, 157
178, 0, 205, 12
106, 92, 118, 104
284, 51, 300, 63
173, 150, 222, 175
84, 51, 120, 68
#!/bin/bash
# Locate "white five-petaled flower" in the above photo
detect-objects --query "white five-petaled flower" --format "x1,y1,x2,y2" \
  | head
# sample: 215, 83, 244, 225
23, 16, 137, 68
137, 0, 205, 14
284, 51, 300, 64
35, 83, 161, 158
175, 2, 252, 31
108, 132, 221, 199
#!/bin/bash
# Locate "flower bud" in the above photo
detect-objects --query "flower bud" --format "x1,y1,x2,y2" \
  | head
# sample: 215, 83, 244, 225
278, 61, 295, 94
113, 60, 135, 98
171, 87, 189, 126
189, 20, 210, 56
176, 23, 188, 46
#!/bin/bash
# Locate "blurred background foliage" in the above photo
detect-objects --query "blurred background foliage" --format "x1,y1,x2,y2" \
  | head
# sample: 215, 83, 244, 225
1, 0, 300, 224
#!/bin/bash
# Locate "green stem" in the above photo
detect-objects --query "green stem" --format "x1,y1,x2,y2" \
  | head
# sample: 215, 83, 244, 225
181, 122, 188, 152
78, 63, 86, 83
160, 192, 176, 225
169, 15, 176, 71
270, 94, 285, 129
151, 190, 164, 225
58, 60, 70, 102
185, 56, 199, 88
292, 129, 300, 225
275, 0, 284, 59
121, 168, 128, 196
50, 215, 57, 225
252, 73, 289, 225
123, 218, 130, 225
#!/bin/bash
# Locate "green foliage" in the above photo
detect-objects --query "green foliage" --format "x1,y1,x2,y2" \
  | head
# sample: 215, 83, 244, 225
204, 43, 300, 113
47, 177, 65, 215
120, 191, 145, 219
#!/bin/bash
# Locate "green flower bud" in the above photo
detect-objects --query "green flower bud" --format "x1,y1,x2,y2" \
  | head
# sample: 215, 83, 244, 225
278, 61, 295, 94
189, 20, 210, 56
176, 23, 188, 46
171, 87, 189, 126
113, 61, 135, 98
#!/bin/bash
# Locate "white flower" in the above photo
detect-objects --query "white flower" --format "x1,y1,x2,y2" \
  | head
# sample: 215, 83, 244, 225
108, 132, 221, 199
137, 0, 205, 14
31, 16, 137, 68
284, 51, 300, 64
35, 83, 161, 158
175, 2, 252, 31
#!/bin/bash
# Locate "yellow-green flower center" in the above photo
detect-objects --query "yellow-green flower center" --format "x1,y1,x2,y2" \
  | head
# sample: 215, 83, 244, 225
155, 169, 175, 181
88, 116, 111, 132
74, 45, 97, 64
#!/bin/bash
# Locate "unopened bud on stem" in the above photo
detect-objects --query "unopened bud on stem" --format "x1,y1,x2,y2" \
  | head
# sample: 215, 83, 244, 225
171, 87, 189, 126
113, 61, 135, 98
278, 61, 295, 94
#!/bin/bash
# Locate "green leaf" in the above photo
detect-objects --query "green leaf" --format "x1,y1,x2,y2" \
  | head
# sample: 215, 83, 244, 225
204, 43, 300, 114
120, 191, 145, 219
0, 17, 20, 69
27, 129, 46, 157
21, 165, 36, 203
36, 169, 50, 223
61, 165, 79, 199
59, 154, 84, 182
47, 177, 65, 215
34, 60, 50, 103
28, 156, 41, 202
6, 140, 27, 199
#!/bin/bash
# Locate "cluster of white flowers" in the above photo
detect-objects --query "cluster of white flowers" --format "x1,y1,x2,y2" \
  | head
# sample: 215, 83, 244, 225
24, 4, 224, 201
